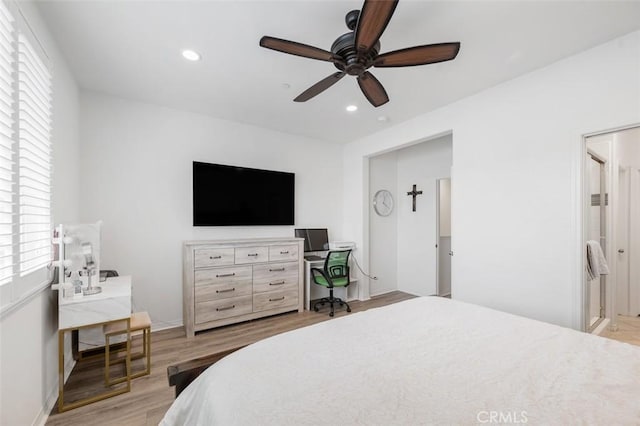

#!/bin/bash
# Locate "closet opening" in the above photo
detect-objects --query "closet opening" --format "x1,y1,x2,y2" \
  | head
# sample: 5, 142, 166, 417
583, 125, 640, 337
368, 133, 453, 298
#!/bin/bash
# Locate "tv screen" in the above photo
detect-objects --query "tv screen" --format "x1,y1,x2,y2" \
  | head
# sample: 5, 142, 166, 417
193, 162, 295, 226
295, 228, 329, 252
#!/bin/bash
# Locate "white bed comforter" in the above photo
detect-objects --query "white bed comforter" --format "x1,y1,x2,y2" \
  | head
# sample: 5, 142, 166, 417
161, 297, 640, 425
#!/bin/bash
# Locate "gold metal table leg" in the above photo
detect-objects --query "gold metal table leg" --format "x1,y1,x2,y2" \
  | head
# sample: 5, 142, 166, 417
57, 318, 131, 412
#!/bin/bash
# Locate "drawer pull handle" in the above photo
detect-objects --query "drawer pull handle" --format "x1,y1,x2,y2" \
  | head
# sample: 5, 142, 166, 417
216, 288, 235, 293
269, 297, 285, 302
216, 273, 236, 278
210, 255, 222, 259
269, 281, 285, 286
280, 251, 289, 254
216, 305, 235, 311
269, 267, 285, 272
247, 253, 259, 257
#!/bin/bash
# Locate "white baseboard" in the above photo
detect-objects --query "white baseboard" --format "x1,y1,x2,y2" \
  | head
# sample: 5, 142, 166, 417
591, 318, 611, 335
33, 383, 60, 426
34, 347, 76, 426
369, 288, 396, 297
151, 318, 183, 333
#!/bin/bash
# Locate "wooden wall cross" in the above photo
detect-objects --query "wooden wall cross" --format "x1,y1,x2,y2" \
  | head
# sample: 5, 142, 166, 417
406, 184, 423, 212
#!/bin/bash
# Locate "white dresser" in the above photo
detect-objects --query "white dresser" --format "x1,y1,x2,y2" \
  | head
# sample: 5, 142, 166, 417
183, 238, 304, 337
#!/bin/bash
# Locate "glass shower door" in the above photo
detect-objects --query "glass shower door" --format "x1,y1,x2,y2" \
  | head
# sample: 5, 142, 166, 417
587, 152, 606, 331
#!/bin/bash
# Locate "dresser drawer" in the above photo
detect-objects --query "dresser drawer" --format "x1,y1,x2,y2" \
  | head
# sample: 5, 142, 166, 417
253, 261, 298, 282
195, 280, 252, 302
253, 273, 298, 293
194, 248, 234, 268
195, 295, 253, 324
253, 288, 298, 313
235, 246, 269, 264
194, 266, 252, 286
269, 244, 299, 262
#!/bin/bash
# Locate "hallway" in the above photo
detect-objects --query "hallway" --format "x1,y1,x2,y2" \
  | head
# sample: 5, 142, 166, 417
600, 316, 640, 346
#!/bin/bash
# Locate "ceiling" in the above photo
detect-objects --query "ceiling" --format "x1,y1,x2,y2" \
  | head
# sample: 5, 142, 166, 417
36, 1, 640, 144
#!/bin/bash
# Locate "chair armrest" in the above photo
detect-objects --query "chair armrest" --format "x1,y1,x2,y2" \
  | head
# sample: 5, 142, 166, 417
310, 267, 333, 287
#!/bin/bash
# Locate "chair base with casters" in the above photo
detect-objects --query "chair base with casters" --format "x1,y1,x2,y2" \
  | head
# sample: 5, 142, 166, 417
313, 291, 351, 317
311, 249, 352, 317
104, 311, 151, 386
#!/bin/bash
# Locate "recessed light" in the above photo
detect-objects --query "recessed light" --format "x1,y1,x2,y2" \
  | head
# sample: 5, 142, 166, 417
346, 105, 358, 112
182, 49, 201, 61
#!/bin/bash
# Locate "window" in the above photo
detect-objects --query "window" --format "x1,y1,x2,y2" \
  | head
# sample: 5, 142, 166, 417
0, 2, 15, 287
0, 1, 52, 310
18, 32, 52, 276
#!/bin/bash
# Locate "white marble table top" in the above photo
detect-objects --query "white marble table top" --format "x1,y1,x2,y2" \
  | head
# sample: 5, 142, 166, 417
59, 275, 132, 329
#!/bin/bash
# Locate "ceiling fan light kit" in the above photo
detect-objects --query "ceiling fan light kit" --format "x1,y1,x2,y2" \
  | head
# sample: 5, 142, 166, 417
259, 0, 461, 108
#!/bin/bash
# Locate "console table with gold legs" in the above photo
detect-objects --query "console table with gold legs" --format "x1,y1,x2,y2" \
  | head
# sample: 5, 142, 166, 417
57, 276, 132, 412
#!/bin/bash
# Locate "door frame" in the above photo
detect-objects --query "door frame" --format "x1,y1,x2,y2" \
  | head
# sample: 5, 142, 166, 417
364, 131, 454, 300
585, 149, 607, 332
581, 123, 640, 332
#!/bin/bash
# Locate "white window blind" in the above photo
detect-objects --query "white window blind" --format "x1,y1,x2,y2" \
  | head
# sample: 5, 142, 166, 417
18, 32, 51, 276
0, 0, 53, 312
0, 2, 14, 286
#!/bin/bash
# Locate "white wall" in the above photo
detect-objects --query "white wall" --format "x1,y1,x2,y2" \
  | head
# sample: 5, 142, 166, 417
343, 30, 640, 329
369, 151, 398, 295
78, 92, 343, 329
616, 127, 640, 168
0, 1, 80, 425
396, 136, 452, 296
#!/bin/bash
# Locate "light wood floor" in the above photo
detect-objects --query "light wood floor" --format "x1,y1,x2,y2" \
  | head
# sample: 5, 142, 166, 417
46, 291, 416, 426
599, 315, 640, 346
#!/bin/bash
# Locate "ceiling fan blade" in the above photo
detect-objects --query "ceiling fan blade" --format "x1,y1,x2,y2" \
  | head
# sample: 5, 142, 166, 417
355, 0, 399, 53
357, 71, 389, 107
294, 72, 346, 102
260, 36, 335, 62
374, 42, 461, 67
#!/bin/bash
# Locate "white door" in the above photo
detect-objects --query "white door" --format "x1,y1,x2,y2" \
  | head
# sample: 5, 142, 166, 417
397, 179, 438, 296
437, 178, 452, 296
630, 168, 640, 316
617, 167, 630, 315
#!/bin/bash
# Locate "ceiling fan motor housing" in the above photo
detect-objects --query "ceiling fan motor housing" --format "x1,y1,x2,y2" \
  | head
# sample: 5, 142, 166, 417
331, 31, 380, 75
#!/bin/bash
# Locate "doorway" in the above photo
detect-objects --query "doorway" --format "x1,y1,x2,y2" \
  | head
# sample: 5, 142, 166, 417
585, 149, 606, 331
368, 134, 452, 297
583, 125, 640, 336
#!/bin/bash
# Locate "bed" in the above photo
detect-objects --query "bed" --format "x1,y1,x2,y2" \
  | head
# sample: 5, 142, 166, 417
161, 297, 640, 425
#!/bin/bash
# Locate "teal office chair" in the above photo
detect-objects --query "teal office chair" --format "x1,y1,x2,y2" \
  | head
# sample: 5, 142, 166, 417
311, 250, 352, 317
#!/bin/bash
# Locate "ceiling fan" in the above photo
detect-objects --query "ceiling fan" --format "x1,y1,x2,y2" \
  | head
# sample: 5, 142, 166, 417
259, 0, 460, 108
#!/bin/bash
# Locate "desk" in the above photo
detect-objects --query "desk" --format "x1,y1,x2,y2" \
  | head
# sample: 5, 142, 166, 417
304, 259, 357, 310
58, 276, 132, 412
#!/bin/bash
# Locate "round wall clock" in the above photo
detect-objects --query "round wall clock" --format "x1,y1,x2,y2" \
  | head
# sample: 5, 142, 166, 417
373, 190, 394, 216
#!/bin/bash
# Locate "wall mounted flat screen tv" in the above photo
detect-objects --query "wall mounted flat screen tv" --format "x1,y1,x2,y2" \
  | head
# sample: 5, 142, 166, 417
193, 162, 295, 226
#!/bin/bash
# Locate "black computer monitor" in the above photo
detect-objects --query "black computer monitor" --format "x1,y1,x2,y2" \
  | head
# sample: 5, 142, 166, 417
295, 228, 329, 252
